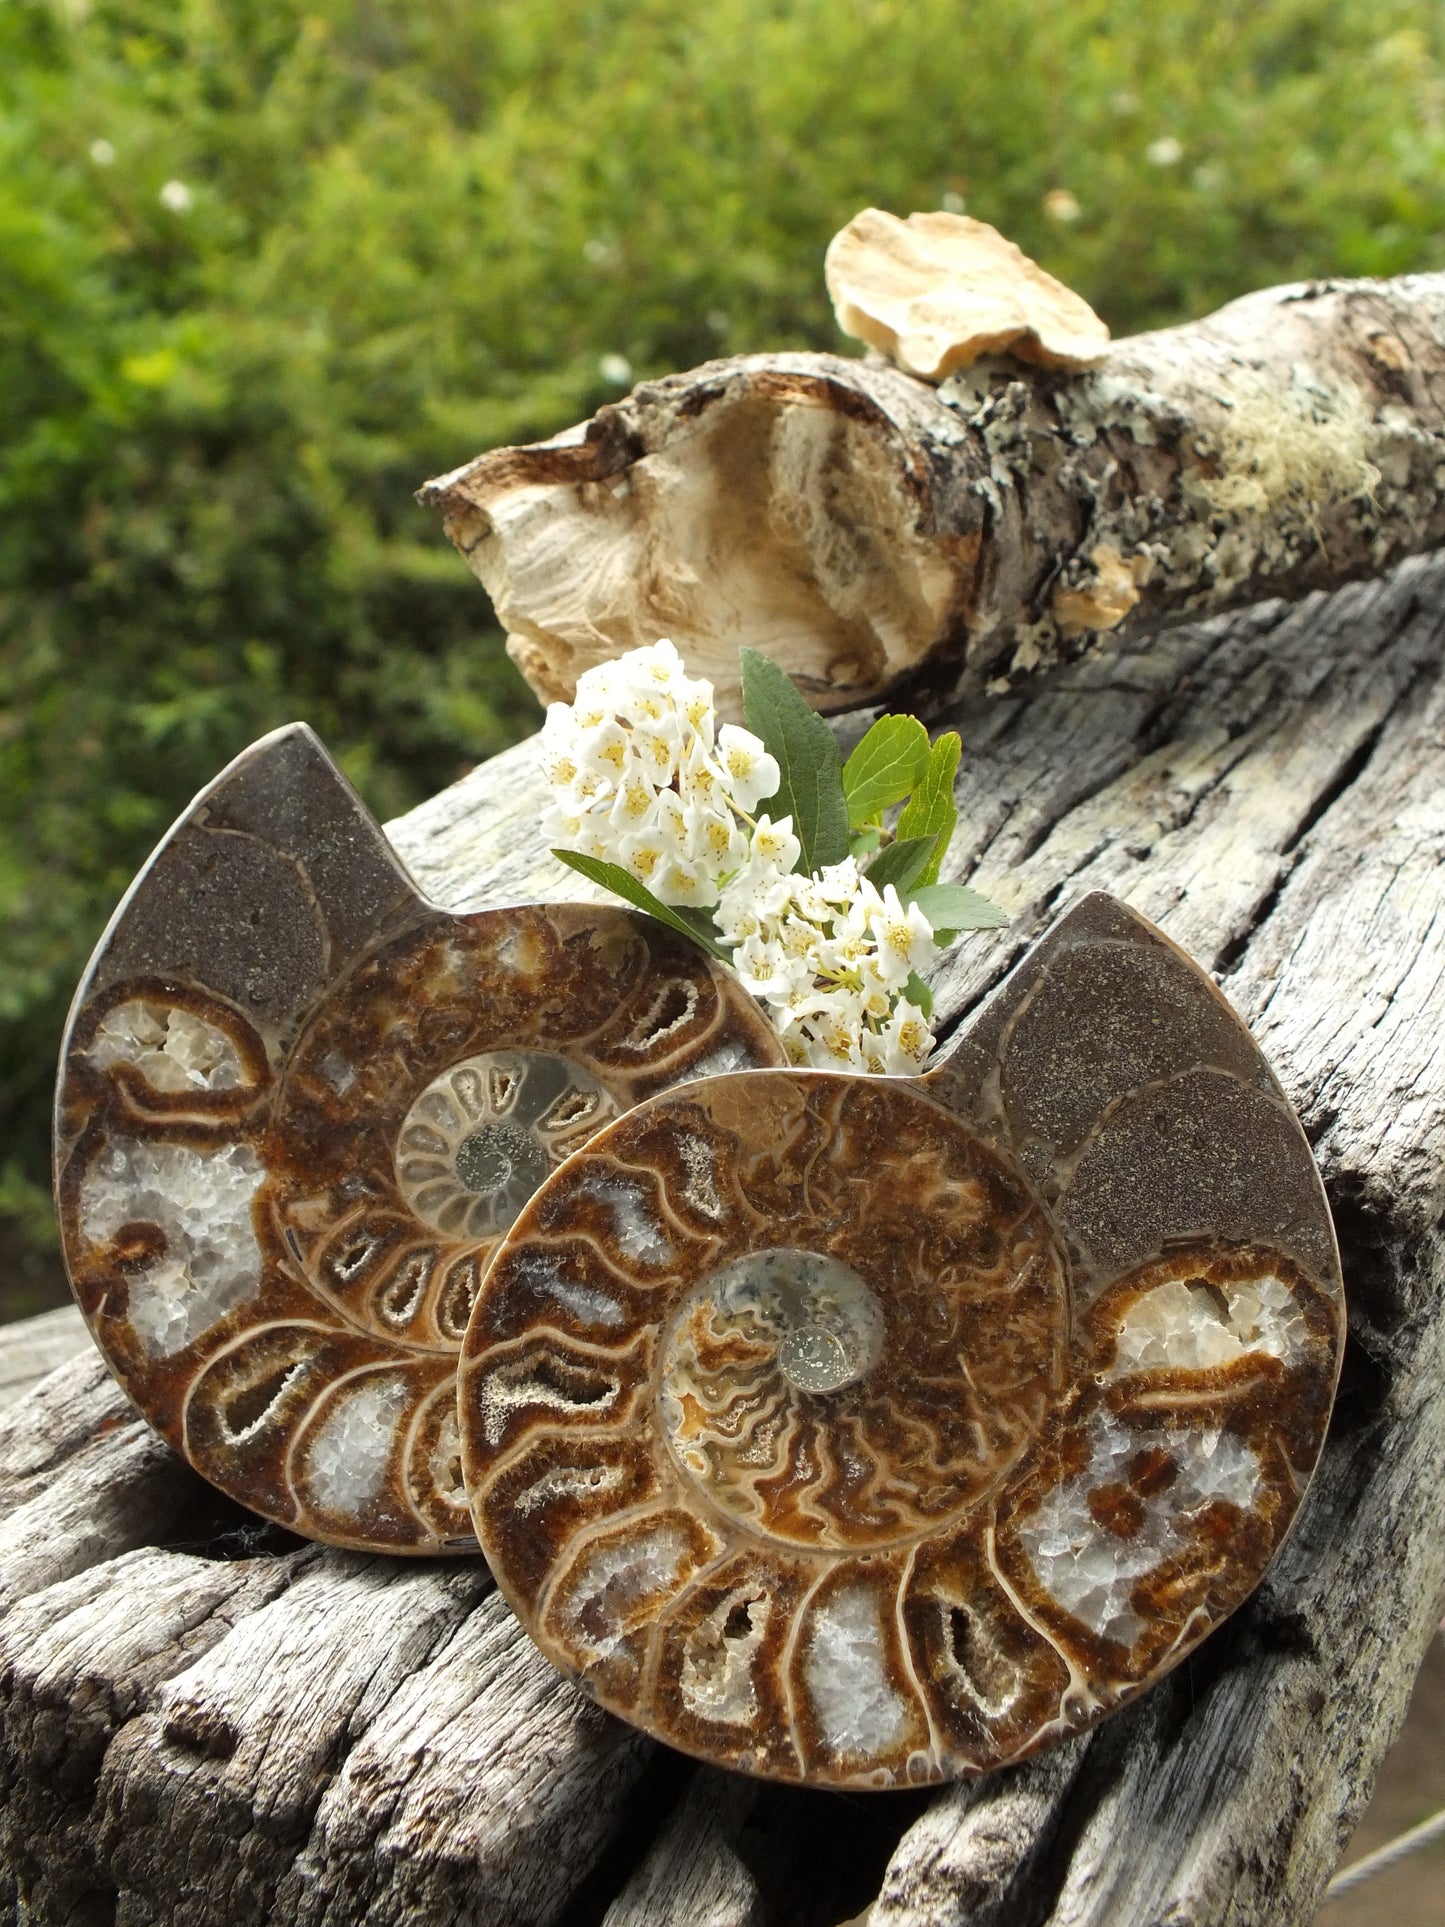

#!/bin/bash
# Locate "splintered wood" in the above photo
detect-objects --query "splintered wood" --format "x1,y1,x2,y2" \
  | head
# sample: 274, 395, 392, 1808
3, 558, 1445, 1922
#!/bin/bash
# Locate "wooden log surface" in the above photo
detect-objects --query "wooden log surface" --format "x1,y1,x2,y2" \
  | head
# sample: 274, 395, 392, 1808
4, 554, 1445, 1924
0, 1306, 85, 1414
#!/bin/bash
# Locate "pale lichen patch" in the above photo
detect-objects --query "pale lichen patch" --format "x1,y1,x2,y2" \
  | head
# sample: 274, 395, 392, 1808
1188, 367, 1381, 523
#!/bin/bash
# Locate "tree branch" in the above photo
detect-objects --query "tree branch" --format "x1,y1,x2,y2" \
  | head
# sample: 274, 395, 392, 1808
422, 274, 1445, 718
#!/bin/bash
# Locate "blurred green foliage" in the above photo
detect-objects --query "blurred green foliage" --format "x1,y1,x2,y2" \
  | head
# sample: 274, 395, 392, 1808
4, 0, 1445, 1316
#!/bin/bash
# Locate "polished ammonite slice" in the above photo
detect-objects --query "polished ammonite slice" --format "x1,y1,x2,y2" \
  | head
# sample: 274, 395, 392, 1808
54, 724, 785, 1554
458, 894, 1343, 1787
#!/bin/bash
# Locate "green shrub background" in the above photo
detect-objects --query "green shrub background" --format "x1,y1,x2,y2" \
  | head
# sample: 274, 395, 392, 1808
4, 0, 1445, 1316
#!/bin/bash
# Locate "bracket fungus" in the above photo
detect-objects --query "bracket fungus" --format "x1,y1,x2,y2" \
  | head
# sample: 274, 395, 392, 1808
824, 207, 1111, 381
459, 893, 1343, 1788
53, 725, 784, 1555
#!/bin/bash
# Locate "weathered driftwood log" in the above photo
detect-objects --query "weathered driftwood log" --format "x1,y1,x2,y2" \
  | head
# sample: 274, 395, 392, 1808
3, 556, 1445, 1924
421, 274, 1445, 720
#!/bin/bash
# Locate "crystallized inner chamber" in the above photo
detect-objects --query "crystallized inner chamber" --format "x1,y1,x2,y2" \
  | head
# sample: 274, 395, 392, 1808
459, 894, 1344, 1788
53, 725, 785, 1554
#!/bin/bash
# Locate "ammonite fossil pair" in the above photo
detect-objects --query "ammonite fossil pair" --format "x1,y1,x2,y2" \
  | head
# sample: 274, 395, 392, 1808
56, 724, 1344, 1791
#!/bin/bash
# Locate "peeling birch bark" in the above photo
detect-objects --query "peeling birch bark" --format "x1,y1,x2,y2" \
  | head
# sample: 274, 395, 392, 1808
421, 274, 1445, 718
1, 556, 1444, 1922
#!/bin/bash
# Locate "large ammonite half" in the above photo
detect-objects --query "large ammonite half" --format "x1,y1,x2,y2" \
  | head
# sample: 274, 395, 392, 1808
54, 724, 785, 1554
459, 893, 1344, 1787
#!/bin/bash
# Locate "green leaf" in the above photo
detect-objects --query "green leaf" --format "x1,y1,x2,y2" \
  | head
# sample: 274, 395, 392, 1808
841, 714, 931, 828
864, 835, 939, 895
909, 883, 1010, 937
896, 732, 962, 887
849, 825, 882, 857
903, 969, 934, 1019
551, 850, 730, 961
739, 648, 849, 873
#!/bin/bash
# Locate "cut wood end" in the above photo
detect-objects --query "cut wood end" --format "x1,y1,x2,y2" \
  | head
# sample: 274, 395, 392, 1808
420, 359, 974, 721
825, 208, 1111, 381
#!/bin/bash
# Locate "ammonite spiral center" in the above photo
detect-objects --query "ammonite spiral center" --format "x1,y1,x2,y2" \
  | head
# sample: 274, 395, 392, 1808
454, 1123, 547, 1197
653, 1140, 1066, 1554
676, 1248, 885, 1397
396, 1049, 617, 1241
467, 1074, 1073, 1571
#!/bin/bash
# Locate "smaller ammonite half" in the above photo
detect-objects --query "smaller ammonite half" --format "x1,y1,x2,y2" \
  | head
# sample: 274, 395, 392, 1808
54, 724, 785, 1554
459, 894, 1344, 1788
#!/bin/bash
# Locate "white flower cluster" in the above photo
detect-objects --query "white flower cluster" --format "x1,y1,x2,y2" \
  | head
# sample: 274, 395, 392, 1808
542, 639, 940, 1074
540, 640, 779, 907
717, 854, 936, 1074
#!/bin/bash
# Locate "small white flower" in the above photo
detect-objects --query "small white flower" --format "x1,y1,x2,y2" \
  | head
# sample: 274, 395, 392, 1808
618, 828, 671, 889
676, 737, 727, 813
574, 718, 632, 784
541, 802, 610, 861
869, 885, 936, 987
1146, 136, 1183, 168
684, 804, 749, 878
159, 179, 193, 213
781, 873, 831, 925
631, 638, 686, 687
608, 770, 660, 832
539, 706, 581, 791
868, 998, 935, 1074
748, 814, 802, 877
715, 723, 780, 813
654, 850, 716, 906
90, 139, 116, 167
857, 972, 894, 1021
732, 933, 808, 1001
680, 684, 715, 750
785, 987, 871, 1071
631, 726, 680, 787
599, 353, 633, 386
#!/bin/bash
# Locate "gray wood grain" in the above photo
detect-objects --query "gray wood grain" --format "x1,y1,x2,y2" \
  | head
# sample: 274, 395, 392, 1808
3, 553, 1444, 1923
0, 1305, 87, 1412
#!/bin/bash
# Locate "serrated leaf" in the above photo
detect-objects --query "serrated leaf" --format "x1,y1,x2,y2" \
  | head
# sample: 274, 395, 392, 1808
864, 835, 939, 895
896, 732, 961, 887
841, 714, 931, 828
739, 648, 848, 873
903, 969, 934, 1019
552, 850, 729, 961
909, 882, 1010, 937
